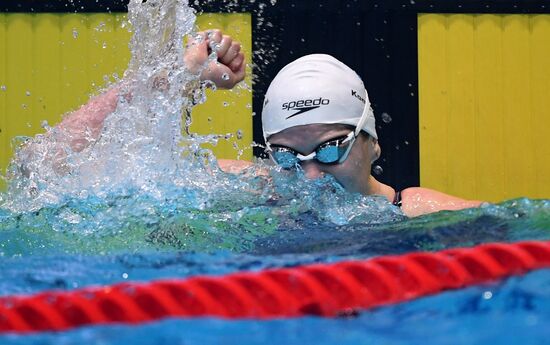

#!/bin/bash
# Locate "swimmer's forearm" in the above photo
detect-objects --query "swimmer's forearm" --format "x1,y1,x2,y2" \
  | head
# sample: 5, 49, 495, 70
55, 75, 200, 153
57, 85, 123, 152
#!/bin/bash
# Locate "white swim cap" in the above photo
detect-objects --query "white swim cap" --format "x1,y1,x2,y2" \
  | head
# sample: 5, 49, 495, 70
262, 54, 377, 141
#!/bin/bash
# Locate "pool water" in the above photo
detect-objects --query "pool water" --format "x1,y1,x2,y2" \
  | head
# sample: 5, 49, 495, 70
0, 198, 549, 344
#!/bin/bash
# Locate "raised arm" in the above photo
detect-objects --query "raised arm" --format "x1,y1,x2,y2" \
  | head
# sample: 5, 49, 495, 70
59, 29, 245, 153
13, 29, 246, 177
57, 85, 123, 152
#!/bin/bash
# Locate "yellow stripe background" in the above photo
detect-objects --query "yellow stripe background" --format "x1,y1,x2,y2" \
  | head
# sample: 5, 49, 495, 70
0, 13, 252, 189
418, 14, 550, 202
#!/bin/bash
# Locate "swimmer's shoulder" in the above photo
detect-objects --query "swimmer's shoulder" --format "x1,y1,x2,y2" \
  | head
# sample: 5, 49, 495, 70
218, 159, 271, 177
218, 159, 254, 173
399, 187, 484, 217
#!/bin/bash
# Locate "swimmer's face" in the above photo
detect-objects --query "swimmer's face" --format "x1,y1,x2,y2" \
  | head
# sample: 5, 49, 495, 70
267, 124, 377, 195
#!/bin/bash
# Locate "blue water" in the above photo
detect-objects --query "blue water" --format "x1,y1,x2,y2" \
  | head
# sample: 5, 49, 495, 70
1, 198, 549, 344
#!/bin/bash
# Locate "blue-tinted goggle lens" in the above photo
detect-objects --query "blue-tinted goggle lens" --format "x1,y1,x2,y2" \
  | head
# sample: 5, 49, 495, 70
316, 144, 347, 163
271, 149, 300, 169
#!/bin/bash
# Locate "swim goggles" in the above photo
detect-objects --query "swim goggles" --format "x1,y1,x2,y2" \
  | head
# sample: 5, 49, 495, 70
267, 131, 356, 169
266, 101, 372, 169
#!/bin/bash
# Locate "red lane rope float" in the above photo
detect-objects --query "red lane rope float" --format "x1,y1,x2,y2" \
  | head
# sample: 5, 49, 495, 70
2, 240, 550, 333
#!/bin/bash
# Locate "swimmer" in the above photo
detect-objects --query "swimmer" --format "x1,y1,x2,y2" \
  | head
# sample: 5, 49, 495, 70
19, 29, 481, 217
256, 53, 482, 217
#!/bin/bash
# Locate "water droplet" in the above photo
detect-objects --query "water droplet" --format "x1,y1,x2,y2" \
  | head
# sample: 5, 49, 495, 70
356, 22, 361, 26
221, 73, 230, 81
404, 140, 409, 145
373, 165, 383, 175
95, 22, 106, 31
245, 103, 252, 109
381, 112, 392, 123
210, 42, 221, 51
72, 28, 78, 38
122, 273, 129, 279
0, 85, 6, 91
25, 90, 31, 96
207, 117, 212, 122
41, 120, 49, 129
236, 129, 243, 139
21, 104, 28, 109
300, 38, 305, 42
410, 0, 415, 4
102, 42, 107, 49
223, 101, 229, 107
482, 291, 492, 300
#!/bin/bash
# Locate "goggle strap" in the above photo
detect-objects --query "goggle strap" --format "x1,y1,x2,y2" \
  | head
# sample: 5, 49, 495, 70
337, 135, 356, 163
354, 99, 371, 137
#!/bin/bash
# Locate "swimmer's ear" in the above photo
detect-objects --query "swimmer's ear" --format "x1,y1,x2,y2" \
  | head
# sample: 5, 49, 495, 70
370, 138, 381, 163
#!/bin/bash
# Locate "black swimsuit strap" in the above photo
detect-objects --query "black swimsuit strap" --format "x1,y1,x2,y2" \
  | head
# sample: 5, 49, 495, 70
392, 190, 402, 208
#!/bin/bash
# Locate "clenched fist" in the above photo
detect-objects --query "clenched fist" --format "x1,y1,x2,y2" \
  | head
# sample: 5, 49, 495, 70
184, 29, 246, 89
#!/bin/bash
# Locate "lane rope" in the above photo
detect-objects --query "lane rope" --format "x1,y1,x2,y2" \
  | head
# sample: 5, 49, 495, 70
1, 240, 549, 333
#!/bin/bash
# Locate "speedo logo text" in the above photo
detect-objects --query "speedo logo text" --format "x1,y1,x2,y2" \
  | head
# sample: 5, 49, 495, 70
282, 97, 330, 119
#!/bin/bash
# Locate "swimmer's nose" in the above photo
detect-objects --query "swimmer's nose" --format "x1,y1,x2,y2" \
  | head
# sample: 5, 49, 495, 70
300, 161, 325, 180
